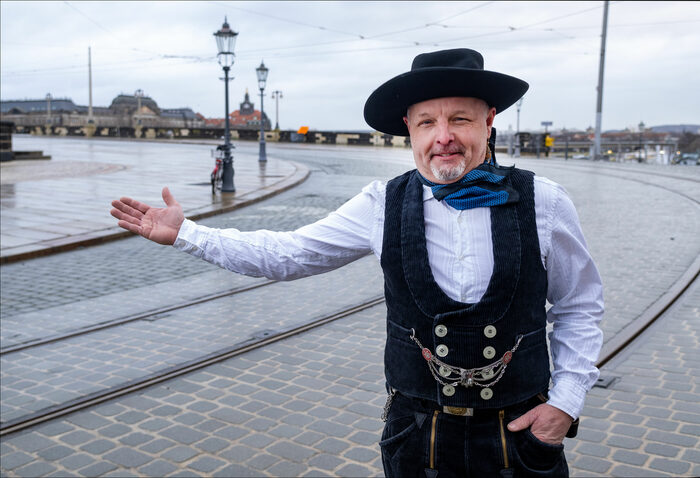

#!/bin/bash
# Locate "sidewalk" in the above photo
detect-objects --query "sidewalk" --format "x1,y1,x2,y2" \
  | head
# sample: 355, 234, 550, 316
0, 135, 309, 263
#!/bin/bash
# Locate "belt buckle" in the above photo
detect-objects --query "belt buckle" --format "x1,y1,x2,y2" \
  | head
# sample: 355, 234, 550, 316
443, 406, 473, 416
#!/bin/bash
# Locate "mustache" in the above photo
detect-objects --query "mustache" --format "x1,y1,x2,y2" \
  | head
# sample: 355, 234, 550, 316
430, 147, 464, 156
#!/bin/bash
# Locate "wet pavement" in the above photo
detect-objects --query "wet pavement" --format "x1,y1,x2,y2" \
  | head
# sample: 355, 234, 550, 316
1, 136, 307, 263
1, 137, 699, 477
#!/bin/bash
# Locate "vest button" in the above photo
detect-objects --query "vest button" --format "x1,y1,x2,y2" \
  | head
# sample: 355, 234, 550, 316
483, 346, 496, 359
480, 388, 493, 400
442, 384, 456, 397
484, 325, 497, 338
481, 368, 495, 380
439, 366, 452, 377
436, 344, 449, 357
434, 324, 448, 337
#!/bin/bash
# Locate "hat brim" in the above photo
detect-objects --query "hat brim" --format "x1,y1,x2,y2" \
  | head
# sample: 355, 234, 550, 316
363, 67, 528, 136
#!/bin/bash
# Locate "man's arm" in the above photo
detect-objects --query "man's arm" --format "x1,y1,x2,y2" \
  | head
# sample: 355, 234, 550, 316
112, 182, 385, 280
111, 187, 184, 245
509, 181, 604, 444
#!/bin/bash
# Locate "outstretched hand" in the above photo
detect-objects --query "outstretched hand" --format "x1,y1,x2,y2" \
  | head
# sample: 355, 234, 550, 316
110, 187, 184, 245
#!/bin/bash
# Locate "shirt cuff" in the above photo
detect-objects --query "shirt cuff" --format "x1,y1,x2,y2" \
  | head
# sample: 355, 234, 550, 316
547, 376, 591, 420
173, 218, 202, 254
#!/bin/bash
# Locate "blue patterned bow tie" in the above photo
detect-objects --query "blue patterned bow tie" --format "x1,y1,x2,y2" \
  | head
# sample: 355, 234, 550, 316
418, 162, 519, 210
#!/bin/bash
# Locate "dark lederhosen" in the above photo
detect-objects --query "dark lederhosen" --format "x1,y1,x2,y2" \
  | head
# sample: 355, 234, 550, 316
379, 167, 568, 477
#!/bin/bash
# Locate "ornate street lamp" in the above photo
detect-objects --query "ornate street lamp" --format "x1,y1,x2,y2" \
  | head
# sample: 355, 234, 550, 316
214, 18, 238, 192
256, 60, 269, 162
638, 121, 645, 163
515, 97, 524, 157
45, 93, 52, 131
271, 90, 283, 130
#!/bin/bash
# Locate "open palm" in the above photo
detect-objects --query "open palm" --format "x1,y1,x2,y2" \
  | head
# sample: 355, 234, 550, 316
110, 187, 184, 245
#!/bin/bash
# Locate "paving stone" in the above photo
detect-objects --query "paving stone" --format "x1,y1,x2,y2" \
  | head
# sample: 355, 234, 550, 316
1, 451, 34, 470
188, 456, 227, 473
267, 440, 316, 462
37, 422, 75, 437
316, 437, 351, 454
8, 431, 56, 452
99, 423, 132, 438
104, 447, 152, 467
139, 437, 176, 454
59, 453, 94, 470
212, 464, 265, 477
267, 460, 308, 477
649, 457, 691, 475
605, 434, 643, 450
309, 453, 344, 471
246, 453, 279, 471
336, 463, 375, 477
344, 446, 378, 463
37, 444, 74, 461
159, 424, 206, 445
66, 412, 112, 429
609, 464, 669, 477
75, 461, 117, 477
610, 423, 646, 438
57, 430, 96, 447
195, 436, 229, 454
573, 455, 612, 474
646, 417, 679, 432
612, 449, 648, 466
645, 442, 681, 458
161, 445, 199, 463
114, 410, 150, 424
14, 461, 57, 476
647, 429, 698, 447
118, 431, 153, 446
574, 442, 610, 458
138, 460, 178, 477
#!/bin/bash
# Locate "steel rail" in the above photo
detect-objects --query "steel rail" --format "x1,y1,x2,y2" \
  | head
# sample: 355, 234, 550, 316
0, 279, 278, 355
0, 295, 386, 436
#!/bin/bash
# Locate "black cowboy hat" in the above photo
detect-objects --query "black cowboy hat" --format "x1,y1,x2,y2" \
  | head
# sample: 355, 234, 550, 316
363, 48, 528, 136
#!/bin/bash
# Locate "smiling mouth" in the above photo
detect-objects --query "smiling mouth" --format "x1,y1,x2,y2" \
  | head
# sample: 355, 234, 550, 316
432, 152, 462, 160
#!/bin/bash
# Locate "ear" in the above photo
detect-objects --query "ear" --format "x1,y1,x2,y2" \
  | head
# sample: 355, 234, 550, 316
403, 116, 409, 127
486, 107, 496, 137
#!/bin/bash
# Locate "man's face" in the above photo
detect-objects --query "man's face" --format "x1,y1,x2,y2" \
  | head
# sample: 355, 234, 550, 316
403, 97, 496, 184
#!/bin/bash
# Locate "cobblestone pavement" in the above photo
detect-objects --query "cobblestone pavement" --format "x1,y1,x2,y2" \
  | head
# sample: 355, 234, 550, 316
1, 140, 699, 476
0, 136, 304, 262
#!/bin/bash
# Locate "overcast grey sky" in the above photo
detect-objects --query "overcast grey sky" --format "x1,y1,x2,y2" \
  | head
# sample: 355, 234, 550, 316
1, 1, 699, 133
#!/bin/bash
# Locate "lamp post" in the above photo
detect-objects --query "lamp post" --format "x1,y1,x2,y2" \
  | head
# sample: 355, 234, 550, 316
214, 18, 238, 192
45, 93, 52, 132
271, 90, 283, 130
256, 60, 269, 162
515, 97, 523, 157
134, 89, 144, 125
638, 121, 645, 163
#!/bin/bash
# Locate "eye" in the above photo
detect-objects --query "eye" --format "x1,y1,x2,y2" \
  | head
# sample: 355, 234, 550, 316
418, 119, 434, 126
453, 117, 470, 123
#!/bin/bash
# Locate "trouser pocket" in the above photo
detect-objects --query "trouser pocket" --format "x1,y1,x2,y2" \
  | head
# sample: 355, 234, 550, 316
510, 429, 568, 477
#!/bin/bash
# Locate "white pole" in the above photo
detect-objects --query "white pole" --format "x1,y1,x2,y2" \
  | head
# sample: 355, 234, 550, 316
593, 1, 609, 160
88, 47, 93, 121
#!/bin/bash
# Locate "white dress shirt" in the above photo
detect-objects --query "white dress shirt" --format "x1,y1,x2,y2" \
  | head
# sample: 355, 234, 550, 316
174, 175, 604, 419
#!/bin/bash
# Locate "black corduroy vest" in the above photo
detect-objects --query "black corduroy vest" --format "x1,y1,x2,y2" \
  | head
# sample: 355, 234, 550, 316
381, 167, 550, 409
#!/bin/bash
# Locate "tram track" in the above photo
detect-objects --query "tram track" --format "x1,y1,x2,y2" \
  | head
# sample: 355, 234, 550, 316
1, 159, 698, 439
0, 295, 386, 436
0, 279, 277, 355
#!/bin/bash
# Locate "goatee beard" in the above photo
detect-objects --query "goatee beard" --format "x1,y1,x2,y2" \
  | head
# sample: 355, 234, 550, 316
431, 157, 467, 183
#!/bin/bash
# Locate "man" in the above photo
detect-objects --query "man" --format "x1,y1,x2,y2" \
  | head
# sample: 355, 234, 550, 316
111, 48, 603, 477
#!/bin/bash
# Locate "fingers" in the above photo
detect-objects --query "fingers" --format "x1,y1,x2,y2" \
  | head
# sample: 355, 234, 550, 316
111, 199, 146, 219
110, 206, 142, 226
119, 196, 151, 214
161, 187, 178, 207
507, 408, 535, 432
117, 219, 143, 235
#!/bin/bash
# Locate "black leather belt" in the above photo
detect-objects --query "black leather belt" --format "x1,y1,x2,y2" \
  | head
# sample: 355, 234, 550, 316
397, 391, 579, 438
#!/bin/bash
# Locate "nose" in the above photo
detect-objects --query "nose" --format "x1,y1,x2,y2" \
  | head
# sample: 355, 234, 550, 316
435, 120, 453, 145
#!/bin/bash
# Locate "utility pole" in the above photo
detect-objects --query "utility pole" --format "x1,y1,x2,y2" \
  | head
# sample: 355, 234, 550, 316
593, 0, 609, 161
88, 47, 93, 121
271, 90, 283, 130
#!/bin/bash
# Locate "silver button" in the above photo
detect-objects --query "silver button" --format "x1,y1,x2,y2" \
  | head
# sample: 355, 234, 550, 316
484, 325, 497, 338
442, 384, 455, 397
483, 346, 496, 360
436, 344, 449, 357
480, 388, 493, 400
481, 368, 495, 380
439, 366, 452, 377
435, 324, 448, 337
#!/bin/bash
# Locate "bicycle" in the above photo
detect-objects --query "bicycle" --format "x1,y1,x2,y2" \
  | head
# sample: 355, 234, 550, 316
211, 146, 224, 194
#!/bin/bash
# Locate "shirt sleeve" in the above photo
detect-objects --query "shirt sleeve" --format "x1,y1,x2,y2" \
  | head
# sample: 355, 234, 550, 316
173, 181, 385, 280
543, 183, 604, 419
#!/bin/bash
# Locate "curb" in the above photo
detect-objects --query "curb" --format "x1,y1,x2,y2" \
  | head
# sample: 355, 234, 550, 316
0, 160, 310, 264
